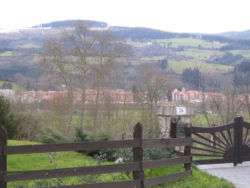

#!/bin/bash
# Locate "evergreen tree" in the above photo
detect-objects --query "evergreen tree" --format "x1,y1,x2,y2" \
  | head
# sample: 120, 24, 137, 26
0, 96, 17, 138
182, 68, 202, 89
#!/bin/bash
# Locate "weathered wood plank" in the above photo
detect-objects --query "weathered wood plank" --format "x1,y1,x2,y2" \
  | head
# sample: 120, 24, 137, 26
0, 127, 7, 188
143, 138, 192, 148
133, 123, 144, 188
6, 162, 139, 182
210, 132, 227, 148
233, 116, 243, 166
7, 140, 139, 154
7, 138, 192, 155
143, 156, 191, 169
194, 159, 232, 165
191, 146, 224, 155
184, 127, 192, 172
192, 133, 226, 151
191, 123, 234, 133
191, 153, 222, 157
192, 140, 225, 153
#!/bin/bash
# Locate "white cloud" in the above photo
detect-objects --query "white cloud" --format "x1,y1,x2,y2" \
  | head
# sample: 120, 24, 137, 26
0, 0, 250, 33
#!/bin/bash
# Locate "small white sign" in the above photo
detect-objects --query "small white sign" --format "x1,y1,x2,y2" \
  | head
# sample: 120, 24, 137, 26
176, 106, 187, 115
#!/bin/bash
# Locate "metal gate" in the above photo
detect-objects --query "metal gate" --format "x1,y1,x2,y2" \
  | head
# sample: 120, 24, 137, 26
188, 116, 250, 165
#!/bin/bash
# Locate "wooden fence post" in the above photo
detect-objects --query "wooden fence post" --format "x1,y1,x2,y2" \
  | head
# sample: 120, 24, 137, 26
133, 123, 144, 188
170, 117, 177, 138
184, 126, 192, 173
233, 116, 243, 166
0, 127, 7, 188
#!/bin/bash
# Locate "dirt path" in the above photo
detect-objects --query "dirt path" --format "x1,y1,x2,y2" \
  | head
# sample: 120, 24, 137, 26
198, 162, 250, 188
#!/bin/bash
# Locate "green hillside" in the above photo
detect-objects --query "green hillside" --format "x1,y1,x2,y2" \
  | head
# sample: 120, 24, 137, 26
169, 60, 233, 74
154, 38, 225, 49
0, 51, 15, 57
230, 50, 250, 59
0, 80, 24, 91
1, 20, 249, 88
146, 37, 235, 74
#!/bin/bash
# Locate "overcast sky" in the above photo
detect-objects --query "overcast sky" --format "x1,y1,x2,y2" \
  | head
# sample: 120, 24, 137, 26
1, 0, 250, 33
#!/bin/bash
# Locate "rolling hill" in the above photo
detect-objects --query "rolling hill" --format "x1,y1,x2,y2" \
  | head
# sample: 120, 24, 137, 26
0, 19, 250, 90
220, 30, 250, 40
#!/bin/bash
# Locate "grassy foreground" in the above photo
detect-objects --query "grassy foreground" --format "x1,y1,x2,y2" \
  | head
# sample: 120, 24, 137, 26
7, 140, 234, 188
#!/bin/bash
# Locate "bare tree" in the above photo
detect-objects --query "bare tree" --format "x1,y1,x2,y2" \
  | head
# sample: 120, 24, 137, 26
42, 35, 75, 130
199, 73, 245, 126
66, 21, 97, 127
42, 21, 129, 133
133, 64, 168, 137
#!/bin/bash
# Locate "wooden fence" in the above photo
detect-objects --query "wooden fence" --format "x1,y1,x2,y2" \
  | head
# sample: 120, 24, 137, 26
0, 123, 192, 188
169, 116, 250, 165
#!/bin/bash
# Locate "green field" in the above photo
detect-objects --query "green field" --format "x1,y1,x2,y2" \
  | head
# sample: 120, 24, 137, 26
7, 140, 233, 188
153, 38, 225, 49
137, 37, 233, 74
0, 51, 15, 57
17, 43, 40, 49
178, 49, 225, 61
0, 80, 24, 91
191, 114, 227, 127
169, 60, 233, 74
230, 50, 250, 59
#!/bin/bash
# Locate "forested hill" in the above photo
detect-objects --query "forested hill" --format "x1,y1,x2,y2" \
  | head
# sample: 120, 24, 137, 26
33, 20, 108, 29
32, 20, 230, 40
1, 19, 250, 91
219, 30, 250, 40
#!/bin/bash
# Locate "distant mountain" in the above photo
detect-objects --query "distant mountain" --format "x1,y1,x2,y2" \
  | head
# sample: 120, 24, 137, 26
31, 20, 236, 41
219, 30, 250, 40
33, 20, 196, 40
1, 19, 249, 52
109, 26, 196, 40
33, 20, 108, 29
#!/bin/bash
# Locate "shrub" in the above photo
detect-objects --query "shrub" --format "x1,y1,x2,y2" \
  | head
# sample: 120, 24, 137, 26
86, 134, 116, 161
41, 128, 73, 143
114, 148, 174, 162
1, 82, 13, 89
74, 126, 89, 142
0, 96, 18, 138
14, 112, 43, 140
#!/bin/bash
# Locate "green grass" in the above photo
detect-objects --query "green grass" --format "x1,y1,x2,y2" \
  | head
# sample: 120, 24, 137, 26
139, 54, 232, 75
136, 37, 232, 75
0, 80, 24, 91
153, 38, 225, 49
169, 60, 233, 74
179, 49, 225, 61
7, 140, 234, 188
230, 50, 250, 59
151, 166, 233, 188
191, 114, 223, 126
0, 51, 15, 57
17, 43, 40, 49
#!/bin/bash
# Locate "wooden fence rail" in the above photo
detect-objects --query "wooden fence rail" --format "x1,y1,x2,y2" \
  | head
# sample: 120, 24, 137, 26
0, 123, 192, 188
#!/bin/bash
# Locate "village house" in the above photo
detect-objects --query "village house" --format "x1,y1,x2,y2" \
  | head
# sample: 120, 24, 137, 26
171, 88, 225, 103
0, 89, 135, 104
